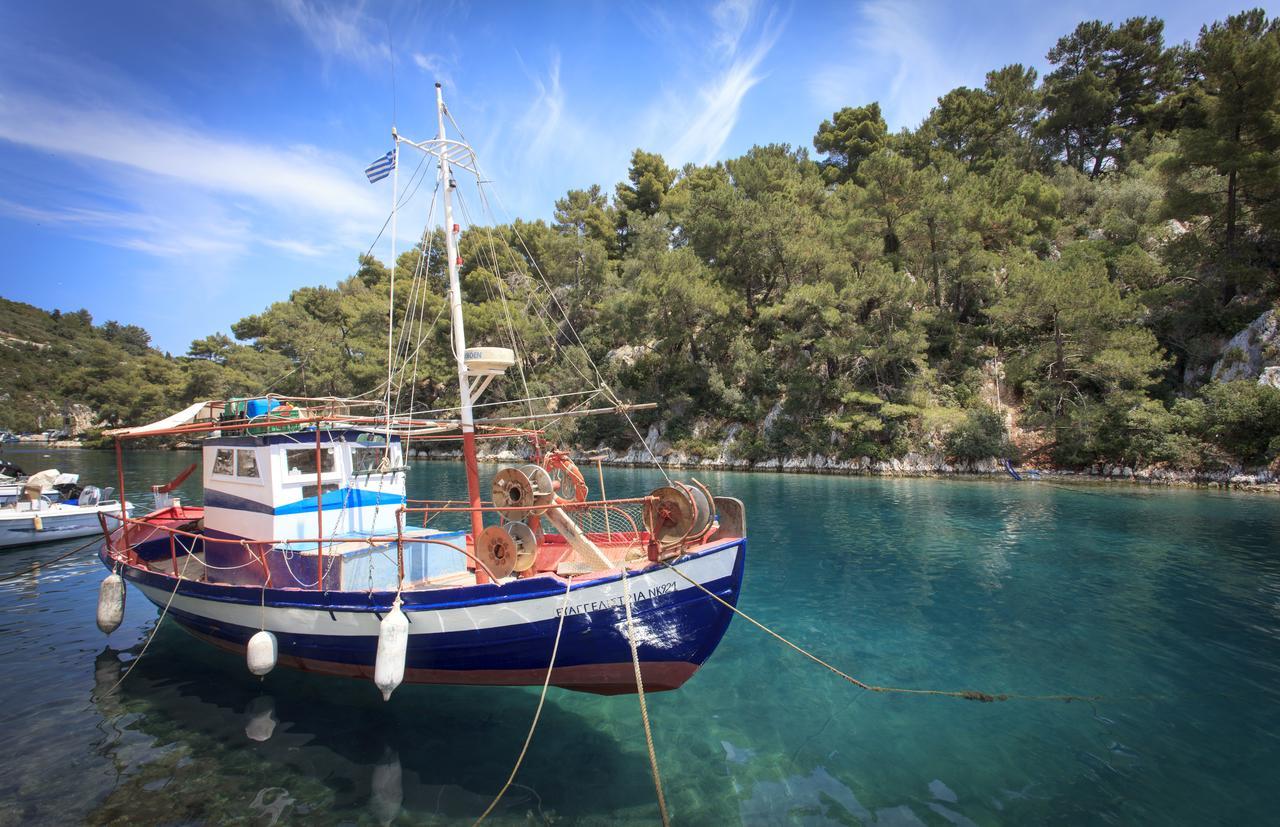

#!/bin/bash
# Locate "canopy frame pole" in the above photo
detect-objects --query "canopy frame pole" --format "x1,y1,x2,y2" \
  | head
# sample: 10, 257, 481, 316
115, 438, 128, 552
315, 426, 324, 589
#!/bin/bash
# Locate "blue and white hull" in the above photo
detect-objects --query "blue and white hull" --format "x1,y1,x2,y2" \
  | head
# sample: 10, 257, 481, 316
110, 538, 745, 694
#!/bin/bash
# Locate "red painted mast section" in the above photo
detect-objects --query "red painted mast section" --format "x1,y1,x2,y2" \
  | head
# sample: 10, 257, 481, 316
463, 429, 484, 545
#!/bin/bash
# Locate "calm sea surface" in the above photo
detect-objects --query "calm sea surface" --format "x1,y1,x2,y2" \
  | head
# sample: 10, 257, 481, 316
1, 447, 1278, 825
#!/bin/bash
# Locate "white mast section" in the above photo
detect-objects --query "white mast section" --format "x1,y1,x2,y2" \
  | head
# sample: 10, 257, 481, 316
387, 83, 488, 570
385, 131, 399, 443
435, 84, 475, 447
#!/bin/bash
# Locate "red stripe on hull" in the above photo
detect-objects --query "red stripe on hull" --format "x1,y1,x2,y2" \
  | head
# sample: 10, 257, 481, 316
188, 628, 699, 695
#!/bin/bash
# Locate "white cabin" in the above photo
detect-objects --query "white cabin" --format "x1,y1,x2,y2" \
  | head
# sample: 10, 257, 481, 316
201, 428, 405, 543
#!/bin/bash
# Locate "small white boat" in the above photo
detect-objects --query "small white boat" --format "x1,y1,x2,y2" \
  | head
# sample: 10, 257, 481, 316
0, 465, 83, 505
0, 487, 134, 548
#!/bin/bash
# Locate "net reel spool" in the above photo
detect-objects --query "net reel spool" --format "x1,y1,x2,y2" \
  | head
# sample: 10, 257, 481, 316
505, 521, 541, 573
476, 526, 517, 579
477, 522, 541, 578
644, 481, 716, 550
490, 465, 555, 520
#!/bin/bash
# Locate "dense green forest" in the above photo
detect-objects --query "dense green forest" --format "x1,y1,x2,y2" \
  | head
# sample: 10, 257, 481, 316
3, 10, 1279, 471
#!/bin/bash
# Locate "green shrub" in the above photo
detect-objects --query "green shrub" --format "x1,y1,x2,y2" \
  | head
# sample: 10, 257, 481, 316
1188, 381, 1280, 465
945, 405, 1013, 461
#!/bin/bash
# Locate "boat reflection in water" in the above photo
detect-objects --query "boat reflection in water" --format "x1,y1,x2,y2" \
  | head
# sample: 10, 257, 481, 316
89, 625, 659, 824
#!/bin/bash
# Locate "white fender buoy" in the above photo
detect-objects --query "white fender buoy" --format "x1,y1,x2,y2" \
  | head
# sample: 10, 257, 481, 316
97, 573, 125, 634
370, 748, 403, 826
247, 630, 278, 676
32, 514, 43, 532
374, 598, 409, 701
245, 695, 278, 742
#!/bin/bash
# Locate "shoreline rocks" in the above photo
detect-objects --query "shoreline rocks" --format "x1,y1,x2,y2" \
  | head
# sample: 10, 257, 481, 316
403, 444, 1278, 493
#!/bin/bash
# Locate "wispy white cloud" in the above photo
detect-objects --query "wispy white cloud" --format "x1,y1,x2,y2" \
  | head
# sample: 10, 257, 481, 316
275, 0, 389, 69
711, 0, 755, 56
0, 79, 383, 266
664, 0, 783, 166
809, 0, 980, 130
412, 52, 447, 78
262, 237, 334, 258
0, 91, 381, 222
466, 1, 785, 219
0, 197, 249, 257
517, 52, 567, 160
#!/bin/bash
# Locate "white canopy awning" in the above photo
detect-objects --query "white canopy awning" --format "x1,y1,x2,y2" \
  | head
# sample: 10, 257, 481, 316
103, 400, 222, 437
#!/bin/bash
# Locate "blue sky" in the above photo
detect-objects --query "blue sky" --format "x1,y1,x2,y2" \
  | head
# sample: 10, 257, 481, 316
0, 0, 1253, 353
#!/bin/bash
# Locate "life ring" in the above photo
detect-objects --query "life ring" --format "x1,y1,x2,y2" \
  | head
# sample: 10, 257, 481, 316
543, 451, 588, 503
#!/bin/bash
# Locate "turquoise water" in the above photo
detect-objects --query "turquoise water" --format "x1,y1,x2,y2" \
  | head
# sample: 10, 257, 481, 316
1, 447, 1278, 825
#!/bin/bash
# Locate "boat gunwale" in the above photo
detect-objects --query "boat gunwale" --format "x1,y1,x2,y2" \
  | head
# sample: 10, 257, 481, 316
104, 535, 746, 614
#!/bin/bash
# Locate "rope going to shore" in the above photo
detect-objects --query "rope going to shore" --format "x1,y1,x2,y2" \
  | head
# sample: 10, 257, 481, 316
0, 533, 102, 583
661, 562, 1103, 705
474, 577, 574, 826
621, 564, 671, 827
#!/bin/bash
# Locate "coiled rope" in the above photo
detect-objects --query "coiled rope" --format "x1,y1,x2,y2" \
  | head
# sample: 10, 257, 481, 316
661, 561, 1102, 705
474, 577, 574, 825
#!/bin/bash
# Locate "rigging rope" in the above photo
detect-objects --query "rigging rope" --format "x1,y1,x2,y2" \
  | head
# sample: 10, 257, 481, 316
661, 561, 1104, 705
452, 188, 536, 415
472, 179, 673, 484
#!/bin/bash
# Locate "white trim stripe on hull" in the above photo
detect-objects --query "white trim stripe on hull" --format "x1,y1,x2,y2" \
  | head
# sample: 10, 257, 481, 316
135, 544, 739, 637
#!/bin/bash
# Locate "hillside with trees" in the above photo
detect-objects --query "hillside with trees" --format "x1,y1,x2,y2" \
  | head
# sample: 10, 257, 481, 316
3, 10, 1278, 473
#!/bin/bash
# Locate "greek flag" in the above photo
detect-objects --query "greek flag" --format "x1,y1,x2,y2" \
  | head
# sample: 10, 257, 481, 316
364, 150, 395, 183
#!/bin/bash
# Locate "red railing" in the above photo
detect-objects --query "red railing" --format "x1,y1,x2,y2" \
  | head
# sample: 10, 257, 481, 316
97, 496, 656, 591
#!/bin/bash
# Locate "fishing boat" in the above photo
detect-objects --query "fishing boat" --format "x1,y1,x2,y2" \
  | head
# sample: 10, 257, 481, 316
95, 84, 747, 699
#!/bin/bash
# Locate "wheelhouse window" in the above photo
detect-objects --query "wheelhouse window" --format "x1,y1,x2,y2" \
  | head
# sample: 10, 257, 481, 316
212, 449, 234, 476
286, 447, 335, 476
213, 447, 261, 480
236, 449, 260, 478
351, 446, 388, 474
302, 482, 341, 500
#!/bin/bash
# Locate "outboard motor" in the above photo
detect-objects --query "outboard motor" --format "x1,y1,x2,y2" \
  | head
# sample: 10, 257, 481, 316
78, 485, 101, 506
53, 482, 85, 503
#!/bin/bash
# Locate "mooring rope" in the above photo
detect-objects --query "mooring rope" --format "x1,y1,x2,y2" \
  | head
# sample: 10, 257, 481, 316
0, 533, 103, 583
474, 577, 574, 826
621, 565, 671, 827
105, 549, 197, 695
661, 562, 1103, 705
